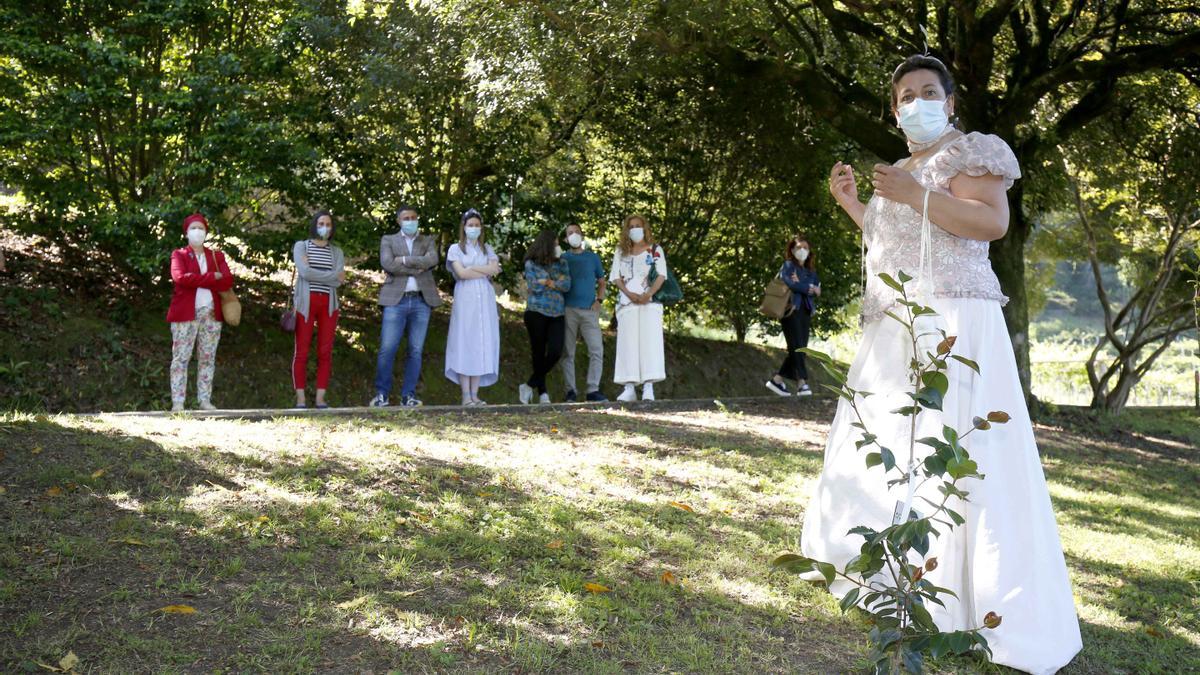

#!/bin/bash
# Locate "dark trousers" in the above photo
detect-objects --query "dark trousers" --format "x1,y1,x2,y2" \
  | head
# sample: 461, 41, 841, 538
778, 308, 811, 382
524, 310, 566, 394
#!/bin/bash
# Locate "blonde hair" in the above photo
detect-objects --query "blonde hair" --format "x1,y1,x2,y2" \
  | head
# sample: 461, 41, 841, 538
619, 214, 654, 254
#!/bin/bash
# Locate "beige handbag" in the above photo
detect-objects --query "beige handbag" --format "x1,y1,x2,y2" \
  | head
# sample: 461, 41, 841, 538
759, 275, 792, 319
219, 289, 241, 326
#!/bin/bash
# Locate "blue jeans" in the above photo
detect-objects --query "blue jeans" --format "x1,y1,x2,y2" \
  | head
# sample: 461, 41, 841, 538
373, 296, 431, 398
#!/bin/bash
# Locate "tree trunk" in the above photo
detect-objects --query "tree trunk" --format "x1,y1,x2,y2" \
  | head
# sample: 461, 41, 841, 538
989, 187, 1033, 403
731, 313, 747, 343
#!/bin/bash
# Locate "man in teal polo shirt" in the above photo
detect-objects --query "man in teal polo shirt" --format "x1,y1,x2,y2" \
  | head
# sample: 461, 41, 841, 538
559, 223, 608, 402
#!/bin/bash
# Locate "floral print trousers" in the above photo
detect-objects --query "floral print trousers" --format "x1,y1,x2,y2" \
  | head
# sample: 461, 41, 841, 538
170, 309, 222, 404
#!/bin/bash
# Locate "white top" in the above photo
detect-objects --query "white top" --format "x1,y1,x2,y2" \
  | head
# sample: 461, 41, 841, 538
401, 233, 420, 292
609, 245, 668, 306
860, 132, 1020, 324
194, 249, 213, 311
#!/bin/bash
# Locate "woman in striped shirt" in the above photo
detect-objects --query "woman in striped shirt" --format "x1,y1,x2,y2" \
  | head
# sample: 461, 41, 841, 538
292, 210, 346, 409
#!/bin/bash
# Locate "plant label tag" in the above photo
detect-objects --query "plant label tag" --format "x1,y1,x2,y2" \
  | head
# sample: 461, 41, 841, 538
891, 501, 921, 525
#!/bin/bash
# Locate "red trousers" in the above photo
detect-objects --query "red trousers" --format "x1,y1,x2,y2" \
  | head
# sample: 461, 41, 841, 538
293, 292, 339, 389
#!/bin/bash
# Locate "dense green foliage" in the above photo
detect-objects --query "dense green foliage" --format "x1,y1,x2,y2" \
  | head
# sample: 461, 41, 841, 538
1, 0, 1197, 349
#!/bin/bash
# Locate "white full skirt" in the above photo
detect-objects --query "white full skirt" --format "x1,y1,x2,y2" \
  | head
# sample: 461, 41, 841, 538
800, 298, 1082, 674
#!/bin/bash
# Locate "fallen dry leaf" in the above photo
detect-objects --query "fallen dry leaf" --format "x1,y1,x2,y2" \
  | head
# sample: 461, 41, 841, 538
58, 651, 79, 672
45, 486, 63, 497
255, 515, 269, 523
337, 595, 370, 610
91, 469, 106, 479
476, 491, 494, 498
668, 501, 694, 513
583, 582, 611, 594
159, 604, 197, 614
591, 640, 604, 648
660, 571, 678, 585
109, 538, 146, 546
550, 427, 560, 433
31, 446, 43, 455
546, 540, 564, 550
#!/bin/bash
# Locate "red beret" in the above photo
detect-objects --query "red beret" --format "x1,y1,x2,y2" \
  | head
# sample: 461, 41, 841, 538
183, 213, 208, 233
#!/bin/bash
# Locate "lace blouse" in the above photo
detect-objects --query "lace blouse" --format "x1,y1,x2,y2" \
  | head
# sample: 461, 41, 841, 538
860, 132, 1021, 325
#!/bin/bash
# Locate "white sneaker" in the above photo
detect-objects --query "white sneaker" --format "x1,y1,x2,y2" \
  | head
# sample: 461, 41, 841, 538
641, 383, 655, 401
197, 400, 217, 411
171, 401, 186, 413
617, 385, 637, 402
765, 379, 790, 397
538, 393, 551, 404
796, 384, 813, 397
519, 383, 534, 405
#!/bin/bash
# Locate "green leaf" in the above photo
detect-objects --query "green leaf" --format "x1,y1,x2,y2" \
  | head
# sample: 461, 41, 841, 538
896, 270, 913, 283
921, 371, 949, 396
915, 386, 944, 411
950, 354, 980, 374
839, 587, 861, 613
878, 272, 904, 293
880, 447, 896, 471
945, 508, 966, 526
815, 561, 836, 585
923, 454, 947, 476
909, 600, 936, 631
901, 647, 924, 673
865, 452, 883, 469
771, 553, 813, 569
947, 457, 979, 480
890, 405, 920, 416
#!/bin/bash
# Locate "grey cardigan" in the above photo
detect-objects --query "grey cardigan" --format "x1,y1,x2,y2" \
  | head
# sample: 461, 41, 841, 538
293, 239, 345, 320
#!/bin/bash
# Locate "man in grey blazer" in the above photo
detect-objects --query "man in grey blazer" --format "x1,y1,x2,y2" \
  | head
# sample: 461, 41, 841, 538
370, 205, 443, 407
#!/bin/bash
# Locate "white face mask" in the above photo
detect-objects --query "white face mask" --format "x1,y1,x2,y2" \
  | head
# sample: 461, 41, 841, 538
187, 227, 207, 246
897, 98, 950, 144
465, 226, 482, 241
628, 227, 645, 243
794, 247, 809, 263
567, 233, 583, 249
316, 226, 331, 240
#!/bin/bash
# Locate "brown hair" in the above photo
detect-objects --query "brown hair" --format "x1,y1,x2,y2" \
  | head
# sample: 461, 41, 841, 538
524, 229, 560, 267
458, 208, 486, 249
890, 55, 955, 109
618, 214, 654, 255
786, 236, 816, 271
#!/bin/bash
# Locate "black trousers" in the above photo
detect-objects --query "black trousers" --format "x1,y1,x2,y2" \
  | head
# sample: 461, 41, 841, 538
778, 308, 811, 382
524, 310, 566, 394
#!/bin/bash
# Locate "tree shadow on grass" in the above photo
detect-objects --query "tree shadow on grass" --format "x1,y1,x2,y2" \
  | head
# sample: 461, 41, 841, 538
0, 415, 864, 673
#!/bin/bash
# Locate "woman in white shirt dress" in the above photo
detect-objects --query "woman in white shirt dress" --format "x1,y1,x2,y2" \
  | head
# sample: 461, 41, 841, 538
609, 214, 668, 402
444, 208, 502, 405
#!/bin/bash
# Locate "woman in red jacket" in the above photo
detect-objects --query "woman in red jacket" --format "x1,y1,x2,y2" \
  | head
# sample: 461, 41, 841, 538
167, 213, 234, 411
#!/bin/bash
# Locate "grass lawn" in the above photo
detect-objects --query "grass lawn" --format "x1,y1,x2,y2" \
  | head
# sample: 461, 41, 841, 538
1, 400, 1197, 673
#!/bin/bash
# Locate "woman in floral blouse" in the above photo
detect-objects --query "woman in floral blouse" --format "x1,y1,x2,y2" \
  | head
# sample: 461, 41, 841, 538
519, 229, 571, 404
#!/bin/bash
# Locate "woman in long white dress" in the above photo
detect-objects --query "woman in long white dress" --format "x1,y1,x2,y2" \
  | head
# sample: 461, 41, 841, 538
444, 208, 501, 405
801, 55, 1082, 674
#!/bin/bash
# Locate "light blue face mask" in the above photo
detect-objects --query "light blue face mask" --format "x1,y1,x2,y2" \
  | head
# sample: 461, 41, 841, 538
316, 226, 331, 240
400, 219, 419, 236
465, 226, 482, 241
897, 98, 950, 144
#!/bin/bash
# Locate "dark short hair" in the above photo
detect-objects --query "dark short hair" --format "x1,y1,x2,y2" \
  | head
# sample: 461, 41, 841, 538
891, 55, 955, 108
396, 204, 418, 219
310, 210, 335, 240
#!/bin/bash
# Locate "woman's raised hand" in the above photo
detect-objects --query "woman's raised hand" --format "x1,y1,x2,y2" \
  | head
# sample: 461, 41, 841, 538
829, 162, 860, 207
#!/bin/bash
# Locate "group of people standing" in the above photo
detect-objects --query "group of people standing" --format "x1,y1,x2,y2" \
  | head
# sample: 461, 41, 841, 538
164, 207, 670, 410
